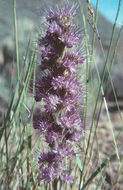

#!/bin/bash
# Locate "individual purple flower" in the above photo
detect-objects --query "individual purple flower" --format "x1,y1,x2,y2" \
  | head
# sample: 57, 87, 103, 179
55, 144, 76, 158
38, 151, 56, 164
59, 30, 81, 48
61, 51, 85, 76
33, 115, 48, 132
35, 75, 52, 101
60, 171, 74, 184
56, 107, 83, 131
44, 93, 63, 112
65, 130, 81, 142
63, 51, 85, 66
33, 112, 53, 132
47, 21, 62, 36
46, 5, 76, 28
51, 76, 66, 90
38, 167, 57, 183
45, 131, 62, 147
33, 4, 85, 185
41, 46, 58, 63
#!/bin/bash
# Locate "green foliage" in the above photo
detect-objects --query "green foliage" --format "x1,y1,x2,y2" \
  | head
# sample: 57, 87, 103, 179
0, 0, 123, 189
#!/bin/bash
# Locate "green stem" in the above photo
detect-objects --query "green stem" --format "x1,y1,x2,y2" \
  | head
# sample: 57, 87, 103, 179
81, 154, 116, 189
13, 0, 19, 80
4, 119, 9, 190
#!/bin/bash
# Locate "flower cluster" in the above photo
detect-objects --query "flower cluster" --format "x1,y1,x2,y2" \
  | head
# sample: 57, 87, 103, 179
33, 4, 85, 184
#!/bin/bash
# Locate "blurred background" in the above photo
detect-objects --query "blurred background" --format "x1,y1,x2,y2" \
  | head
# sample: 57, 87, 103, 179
0, 0, 123, 188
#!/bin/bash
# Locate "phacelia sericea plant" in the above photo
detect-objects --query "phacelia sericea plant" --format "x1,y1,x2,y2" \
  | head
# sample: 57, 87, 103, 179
33, 4, 85, 185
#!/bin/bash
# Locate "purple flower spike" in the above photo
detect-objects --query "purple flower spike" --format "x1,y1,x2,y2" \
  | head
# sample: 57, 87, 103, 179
33, 4, 85, 185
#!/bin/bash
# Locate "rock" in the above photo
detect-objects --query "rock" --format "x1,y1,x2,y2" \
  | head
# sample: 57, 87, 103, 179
3, 63, 16, 81
92, 38, 123, 101
0, 50, 4, 66
107, 63, 123, 101
2, 36, 15, 63
0, 95, 8, 126
0, 76, 9, 102
0, 76, 9, 126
